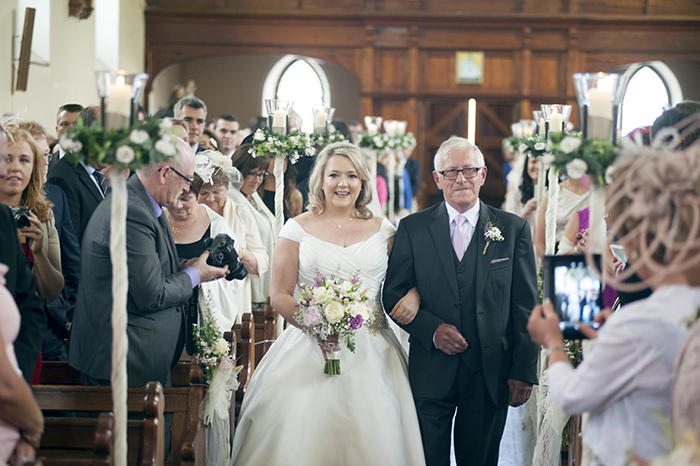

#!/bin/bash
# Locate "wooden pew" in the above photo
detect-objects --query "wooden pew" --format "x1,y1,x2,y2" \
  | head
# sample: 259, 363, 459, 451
37, 382, 164, 466
35, 360, 204, 466
224, 312, 255, 425
252, 297, 277, 366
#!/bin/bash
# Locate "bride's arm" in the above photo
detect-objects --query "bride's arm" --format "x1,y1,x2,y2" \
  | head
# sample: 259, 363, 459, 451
269, 238, 302, 329
386, 237, 420, 325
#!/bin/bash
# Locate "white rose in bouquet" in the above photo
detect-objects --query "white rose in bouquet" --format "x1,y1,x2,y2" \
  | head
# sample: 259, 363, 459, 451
349, 302, 369, 320
324, 301, 345, 324
312, 287, 334, 305
565, 158, 588, 180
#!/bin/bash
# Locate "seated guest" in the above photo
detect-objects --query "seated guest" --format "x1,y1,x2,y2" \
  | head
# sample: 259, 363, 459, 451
165, 176, 243, 334
19, 121, 80, 362
0, 123, 46, 384
196, 151, 269, 319
0, 263, 44, 466
0, 125, 63, 302
231, 145, 274, 313
527, 148, 700, 466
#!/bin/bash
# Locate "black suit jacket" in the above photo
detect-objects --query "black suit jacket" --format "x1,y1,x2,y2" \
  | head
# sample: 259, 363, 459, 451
47, 157, 103, 245
0, 204, 46, 382
44, 184, 81, 340
383, 201, 539, 405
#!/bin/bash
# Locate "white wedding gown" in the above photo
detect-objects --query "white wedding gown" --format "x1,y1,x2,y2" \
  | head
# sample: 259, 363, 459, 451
230, 218, 426, 466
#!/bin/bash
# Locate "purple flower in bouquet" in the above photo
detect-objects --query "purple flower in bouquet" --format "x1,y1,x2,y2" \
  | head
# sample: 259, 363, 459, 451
303, 306, 322, 327
349, 314, 364, 330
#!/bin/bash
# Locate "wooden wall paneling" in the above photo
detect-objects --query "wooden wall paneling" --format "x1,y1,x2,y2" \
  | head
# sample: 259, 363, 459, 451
414, 0, 519, 14
484, 52, 518, 94
522, 0, 566, 14
376, 49, 410, 92
421, 51, 453, 91
520, 27, 533, 120
571, 0, 646, 15
374, 26, 410, 48
420, 28, 521, 50
530, 29, 568, 51
361, 24, 376, 118
566, 28, 581, 126
646, 0, 700, 15
531, 53, 565, 96
578, 28, 700, 54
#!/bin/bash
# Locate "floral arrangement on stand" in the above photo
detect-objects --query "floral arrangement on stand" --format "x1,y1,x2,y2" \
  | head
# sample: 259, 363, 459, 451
517, 135, 548, 159
543, 132, 618, 185
308, 130, 347, 151
62, 117, 178, 168
191, 293, 238, 387
249, 127, 315, 164
356, 132, 416, 151
294, 270, 373, 375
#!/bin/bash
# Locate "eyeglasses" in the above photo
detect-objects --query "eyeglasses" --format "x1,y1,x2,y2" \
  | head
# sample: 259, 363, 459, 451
438, 167, 483, 180
246, 171, 268, 179
161, 166, 193, 185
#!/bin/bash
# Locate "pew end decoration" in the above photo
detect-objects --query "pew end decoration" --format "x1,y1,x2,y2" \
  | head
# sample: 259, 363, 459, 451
192, 291, 241, 465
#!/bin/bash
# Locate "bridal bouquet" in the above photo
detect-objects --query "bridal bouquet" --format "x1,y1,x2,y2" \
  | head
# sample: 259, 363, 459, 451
294, 271, 373, 375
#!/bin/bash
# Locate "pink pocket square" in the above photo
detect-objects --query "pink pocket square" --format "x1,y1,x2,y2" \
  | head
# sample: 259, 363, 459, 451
491, 257, 509, 264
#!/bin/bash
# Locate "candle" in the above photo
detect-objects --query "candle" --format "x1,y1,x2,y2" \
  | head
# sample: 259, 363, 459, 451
387, 121, 397, 137
314, 111, 327, 132
588, 88, 613, 119
272, 109, 287, 129
549, 113, 563, 134
538, 118, 546, 136
368, 123, 377, 136
109, 75, 132, 117
396, 121, 406, 136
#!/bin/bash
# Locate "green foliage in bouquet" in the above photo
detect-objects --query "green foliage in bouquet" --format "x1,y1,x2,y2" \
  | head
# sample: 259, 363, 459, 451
61, 117, 179, 169
192, 293, 232, 385
308, 130, 347, 151
249, 128, 315, 163
356, 132, 416, 151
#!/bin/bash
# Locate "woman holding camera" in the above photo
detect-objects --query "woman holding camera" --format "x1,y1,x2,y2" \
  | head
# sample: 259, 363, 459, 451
527, 149, 700, 466
165, 172, 243, 333
195, 151, 268, 318
0, 126, 63, 302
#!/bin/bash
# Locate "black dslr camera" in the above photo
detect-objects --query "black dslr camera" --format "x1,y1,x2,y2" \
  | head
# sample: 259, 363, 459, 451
10, 206, 31, 228
203, 234, 248, 281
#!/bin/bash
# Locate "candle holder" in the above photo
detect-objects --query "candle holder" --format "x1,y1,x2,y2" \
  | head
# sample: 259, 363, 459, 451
95, 71, 149, 129
532, 111, 545, 136
265, 99, 294, 135
511, 122, 524, 138
364, 116, 383, 136
384, 120, 400, 137
396, 120, 407, 136
312, 107, 335, 134
541, 104, 572, 138
573, 72, 623, 143
520, 119, 538, 137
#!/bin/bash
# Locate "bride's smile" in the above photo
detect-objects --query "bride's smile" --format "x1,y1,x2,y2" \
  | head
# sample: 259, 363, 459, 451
322, 155, 362, 209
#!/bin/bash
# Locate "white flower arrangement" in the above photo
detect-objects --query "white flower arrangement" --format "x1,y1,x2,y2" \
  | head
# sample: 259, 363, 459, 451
294, 270, 373, 375
483, 221, 504, 255
565, 158, 588, 180
115, 145, 135, 164
248, 128, 314, 164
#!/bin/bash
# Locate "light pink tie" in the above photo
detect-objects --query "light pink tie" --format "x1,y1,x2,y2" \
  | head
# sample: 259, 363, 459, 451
452, 214, 466, 261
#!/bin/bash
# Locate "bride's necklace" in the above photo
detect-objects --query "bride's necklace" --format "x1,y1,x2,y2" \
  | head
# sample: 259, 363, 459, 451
324, 212, 354, 229
169, 209, 198, 235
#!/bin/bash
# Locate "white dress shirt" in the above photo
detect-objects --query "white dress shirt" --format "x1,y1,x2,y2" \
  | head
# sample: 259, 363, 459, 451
80, 161, 106, 198
548, 284, 700, 466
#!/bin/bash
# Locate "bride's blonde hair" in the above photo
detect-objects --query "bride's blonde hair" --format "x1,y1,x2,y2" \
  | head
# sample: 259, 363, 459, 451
307, 142, 373, 219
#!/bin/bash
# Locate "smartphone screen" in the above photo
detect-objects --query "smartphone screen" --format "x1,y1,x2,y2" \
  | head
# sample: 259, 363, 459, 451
543, 254, 603, 339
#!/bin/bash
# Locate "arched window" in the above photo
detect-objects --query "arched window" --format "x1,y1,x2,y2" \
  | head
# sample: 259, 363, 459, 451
262, 56, 330, 134
619, 62, 683, 137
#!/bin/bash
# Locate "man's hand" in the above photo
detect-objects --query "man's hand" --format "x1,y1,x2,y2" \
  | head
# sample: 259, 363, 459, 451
508, 379, 532, 407
389, 287, 420, 325
191, 250, 228, 282
434, 323, 468, 355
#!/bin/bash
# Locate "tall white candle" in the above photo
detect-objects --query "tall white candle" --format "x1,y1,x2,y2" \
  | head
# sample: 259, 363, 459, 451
110, 75, 132, 117
588, 88, 613, 119
549, 113, 564, 134
368, 123, 377, 136
538, 118, 546, 136
314, 111, 327, 131
272, 109, 287, 129
396, 121, 406, 136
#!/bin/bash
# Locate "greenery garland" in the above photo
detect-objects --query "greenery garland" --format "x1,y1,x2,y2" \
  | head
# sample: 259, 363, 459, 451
249, 128, 315, 164
544, 132, 619, 185
307, 130, 347, 151
61, 117, 178, 169
355, 132, 416, 151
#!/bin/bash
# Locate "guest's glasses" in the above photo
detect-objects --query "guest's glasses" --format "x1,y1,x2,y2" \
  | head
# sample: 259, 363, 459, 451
246, 171, 268, 179
438, 167, 483, 180
161, 166, 193, 185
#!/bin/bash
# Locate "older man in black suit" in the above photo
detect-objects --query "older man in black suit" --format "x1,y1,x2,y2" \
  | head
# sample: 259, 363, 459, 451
68, 138, 228, 388
383, 136, 539, 466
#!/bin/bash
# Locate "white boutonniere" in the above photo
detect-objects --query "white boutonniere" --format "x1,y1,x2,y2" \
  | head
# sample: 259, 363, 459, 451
483, 221, 504, 255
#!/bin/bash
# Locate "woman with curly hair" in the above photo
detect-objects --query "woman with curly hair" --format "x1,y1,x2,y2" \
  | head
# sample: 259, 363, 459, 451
0, 125, 63, 302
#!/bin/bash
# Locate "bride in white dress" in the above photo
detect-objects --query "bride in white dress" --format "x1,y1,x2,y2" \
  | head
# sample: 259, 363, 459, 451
231, 142, 426, 466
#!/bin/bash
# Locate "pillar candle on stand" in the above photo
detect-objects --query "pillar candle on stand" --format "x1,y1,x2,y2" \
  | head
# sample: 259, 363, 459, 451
588, 88, 614, 140
549, 113, 564, 134
109, 76, 133, 118
367, 123, 377, 136
397, 121, 406, 136
272, 109, 287, 135
314, 111, 327, 133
